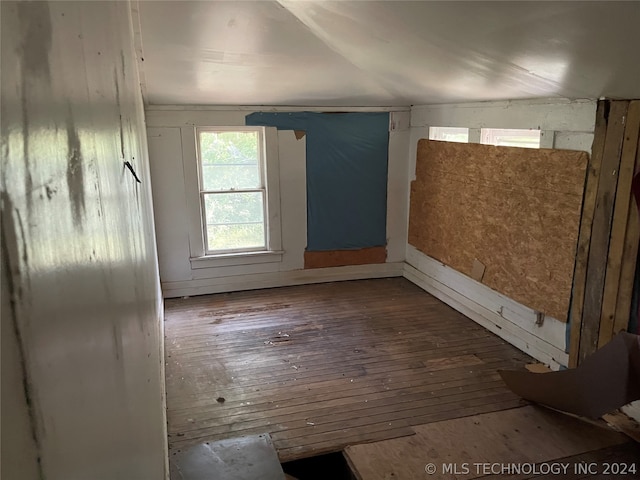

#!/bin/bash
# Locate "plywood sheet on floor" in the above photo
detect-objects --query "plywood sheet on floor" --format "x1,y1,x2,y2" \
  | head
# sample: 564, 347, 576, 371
344, 405, 631, 480
165, 278, 531, 462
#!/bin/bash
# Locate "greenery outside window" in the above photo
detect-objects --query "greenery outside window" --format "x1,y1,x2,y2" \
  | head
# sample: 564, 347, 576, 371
196, 127, 268, 254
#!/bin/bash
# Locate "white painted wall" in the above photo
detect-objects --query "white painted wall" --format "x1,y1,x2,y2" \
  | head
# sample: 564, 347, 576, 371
146, 107, 408, 297
409, 98, 597, 181
404, 98, 597, 367
1, 2, 167, 479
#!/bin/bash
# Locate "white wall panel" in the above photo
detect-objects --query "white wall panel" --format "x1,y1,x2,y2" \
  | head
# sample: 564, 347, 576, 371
1, 2, 167, 478
147, 108, 407, 296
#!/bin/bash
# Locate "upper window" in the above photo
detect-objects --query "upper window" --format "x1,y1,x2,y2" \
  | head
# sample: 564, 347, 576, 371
197, 127, 267, 254
429, 127, 469, 143
480, 128, 541, 149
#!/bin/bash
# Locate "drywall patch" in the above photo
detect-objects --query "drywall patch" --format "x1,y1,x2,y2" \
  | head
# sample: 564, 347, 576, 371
304, 246, 387, 269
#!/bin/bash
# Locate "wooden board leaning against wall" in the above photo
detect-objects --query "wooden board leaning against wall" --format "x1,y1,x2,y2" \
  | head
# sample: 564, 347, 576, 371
408, 140, 589, 323
569, 100, 640, 367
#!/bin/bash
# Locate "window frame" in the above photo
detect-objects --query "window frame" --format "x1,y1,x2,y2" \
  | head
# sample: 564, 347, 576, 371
196, 126, 268, 255
183, 125, 282, 265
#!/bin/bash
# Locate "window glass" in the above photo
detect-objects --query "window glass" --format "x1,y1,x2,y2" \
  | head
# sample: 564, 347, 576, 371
480, 128, 541, 149
197, 129, 266, 253
429, 127, 469, 143
199, 131, 260, 190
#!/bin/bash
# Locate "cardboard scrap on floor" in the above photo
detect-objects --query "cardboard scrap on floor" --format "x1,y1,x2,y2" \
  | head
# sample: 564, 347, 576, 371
500, 332, 640, 418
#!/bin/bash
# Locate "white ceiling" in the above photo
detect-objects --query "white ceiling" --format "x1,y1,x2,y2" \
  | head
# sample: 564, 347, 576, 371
137, 1, 640, 106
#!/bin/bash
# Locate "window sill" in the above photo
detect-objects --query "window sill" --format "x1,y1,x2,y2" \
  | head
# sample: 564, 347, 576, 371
190, 250, 284, 269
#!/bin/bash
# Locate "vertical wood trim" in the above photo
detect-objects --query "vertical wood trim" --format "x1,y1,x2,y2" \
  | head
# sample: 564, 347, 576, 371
468, 128, 481, 143
569, 101, 608, 368
614, 200, 640, 335
264, 127, 283, 252
578, 101, 629, 363
613, 117, 640, 335
180, 126, 204, 258
540, 130, 554, 149
598, 101, 640, 346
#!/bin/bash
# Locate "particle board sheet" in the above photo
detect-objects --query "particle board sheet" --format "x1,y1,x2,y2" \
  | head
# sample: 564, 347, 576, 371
164, 278, 531, 463
303, 246, 387, 269
344, 406, 631, 480
409, 140, 589, 321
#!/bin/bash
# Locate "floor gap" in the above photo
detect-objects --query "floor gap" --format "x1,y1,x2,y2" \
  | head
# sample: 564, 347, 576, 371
282, 452, 353, 480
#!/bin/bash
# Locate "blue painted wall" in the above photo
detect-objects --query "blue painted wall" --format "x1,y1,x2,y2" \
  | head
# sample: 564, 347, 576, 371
246, 112, 389, 251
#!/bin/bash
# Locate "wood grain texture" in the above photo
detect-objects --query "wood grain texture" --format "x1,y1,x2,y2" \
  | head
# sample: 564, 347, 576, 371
408, 140, 588, 321
475, 443, 640, 480
344, 406, 630, 480
304, 247, 387, 269
569, 102, 608, 368
164, 278, 530, 462
612, 101, 640, 338
614, 203, 640, 335
599, 101, 640, 347
580, 101, 629, 363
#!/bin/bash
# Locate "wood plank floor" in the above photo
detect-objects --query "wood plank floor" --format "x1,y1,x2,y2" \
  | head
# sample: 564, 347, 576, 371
165, 278, 531, 462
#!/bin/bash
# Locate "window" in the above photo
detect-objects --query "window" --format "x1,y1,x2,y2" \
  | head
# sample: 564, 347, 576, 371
196, 127, 268, 254
480, 128, 541, 149
429, 127, 469, 143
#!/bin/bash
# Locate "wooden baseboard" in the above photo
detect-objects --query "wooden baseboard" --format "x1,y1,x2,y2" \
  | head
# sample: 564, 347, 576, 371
304, 246, 387, 269
161, 262, 404, 298
404, 246, 569, 369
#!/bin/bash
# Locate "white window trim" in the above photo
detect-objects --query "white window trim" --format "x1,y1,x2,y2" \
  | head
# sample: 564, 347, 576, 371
190, 250, 283, 269
181, 126, 282, 267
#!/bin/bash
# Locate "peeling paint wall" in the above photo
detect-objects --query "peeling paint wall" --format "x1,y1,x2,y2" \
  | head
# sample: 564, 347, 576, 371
1, 1, 167, 479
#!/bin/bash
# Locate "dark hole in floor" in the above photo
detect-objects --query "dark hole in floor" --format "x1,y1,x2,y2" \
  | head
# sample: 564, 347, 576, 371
281, 452, 353, 480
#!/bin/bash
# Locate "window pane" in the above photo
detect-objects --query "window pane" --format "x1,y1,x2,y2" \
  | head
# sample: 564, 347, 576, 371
480, 128, 541, 149
207, 224, 265, 251
199, 131, 260, 190
202, 165, 260, 191
429, 127, 469, 143
203, 192, 265, 251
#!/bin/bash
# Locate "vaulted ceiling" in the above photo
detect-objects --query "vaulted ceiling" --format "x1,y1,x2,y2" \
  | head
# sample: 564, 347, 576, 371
137, 1, 640, 106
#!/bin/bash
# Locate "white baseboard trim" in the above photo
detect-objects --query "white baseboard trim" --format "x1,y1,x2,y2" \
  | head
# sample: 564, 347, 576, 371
162, 262, 404, 298
403, 247, 569, 369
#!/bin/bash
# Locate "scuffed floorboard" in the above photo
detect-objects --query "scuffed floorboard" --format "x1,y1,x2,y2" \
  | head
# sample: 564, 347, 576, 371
165, 278, 530, 462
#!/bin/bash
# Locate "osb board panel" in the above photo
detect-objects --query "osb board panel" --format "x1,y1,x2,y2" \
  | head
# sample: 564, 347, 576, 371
304, 246, 387, 269
408, 140, 589, 321
344, 406, 628, 480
